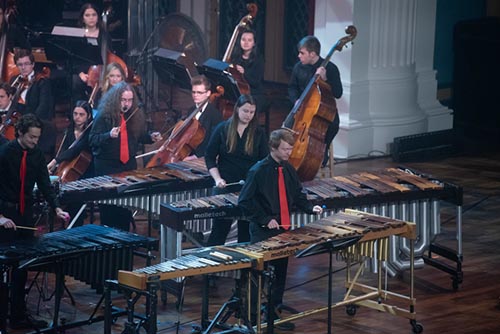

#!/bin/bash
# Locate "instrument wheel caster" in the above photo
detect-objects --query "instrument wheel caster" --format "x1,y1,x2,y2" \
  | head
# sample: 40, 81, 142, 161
410, 320, 423, 333
345, 304, 357, 316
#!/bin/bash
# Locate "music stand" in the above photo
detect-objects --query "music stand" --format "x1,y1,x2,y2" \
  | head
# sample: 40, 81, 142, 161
44, 26, 102, 68
153, 48, 193, 90
196, 59, 241, 101
295, 236, 362, 334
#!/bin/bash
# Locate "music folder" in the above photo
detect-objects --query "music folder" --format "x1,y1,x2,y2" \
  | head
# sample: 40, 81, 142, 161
196, 58, 241, 101
44, 26, 102, 66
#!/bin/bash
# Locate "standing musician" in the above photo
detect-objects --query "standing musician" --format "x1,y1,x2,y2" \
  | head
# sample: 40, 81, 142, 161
184, 74, 223, 160
287, 36, 343, 167
89, 82, 161, 230
205, 94, 268, 246
230, 29, 267, 121
0, 114, 69, 331
11, 48, 55, 158
238, 128, 323, 330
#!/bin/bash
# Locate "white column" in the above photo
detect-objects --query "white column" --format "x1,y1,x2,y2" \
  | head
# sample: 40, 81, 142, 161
314, 0, 451, 159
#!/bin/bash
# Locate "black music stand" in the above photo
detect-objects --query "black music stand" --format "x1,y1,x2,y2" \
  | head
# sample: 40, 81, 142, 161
44, 26, 102, 68
295, 236, 361, 334
153, 48, 193, 90
196, 59, 241, 101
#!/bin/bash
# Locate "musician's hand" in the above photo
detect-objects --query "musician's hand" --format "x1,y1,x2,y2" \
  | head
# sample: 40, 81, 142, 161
183, 155, 198, 161
47, 159, 57, 174
55, 208, 70, 223
215, 178, 226, 188
150, 132, 162, 142
235, 65, 245, 74
267, 219, 280, 230
316, 67, 327, 81
312, 205, 323, 215
79, 72, 89, 83
0, 216, 16, 229
110, 127, 120, 138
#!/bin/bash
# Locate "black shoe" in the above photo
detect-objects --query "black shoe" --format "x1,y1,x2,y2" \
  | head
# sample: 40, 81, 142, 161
10, 314, 48, 330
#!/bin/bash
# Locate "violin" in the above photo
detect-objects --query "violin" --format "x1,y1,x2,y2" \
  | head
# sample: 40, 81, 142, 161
283, 26, 357, 181
145, 105, 206, 168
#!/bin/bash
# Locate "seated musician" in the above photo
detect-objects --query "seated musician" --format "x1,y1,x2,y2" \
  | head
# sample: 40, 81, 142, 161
238, 128, 323, 330
205, 94, 268, 246
89, 82, 161, 230
11, 48, 55, 158
183, 74, 223, 160
79, 62, 126, 110
287, 36, 343, 167
0, 114, 69, 331
72, 3, 114, 102
230, 29, 268, 126
0, 82, 13, 144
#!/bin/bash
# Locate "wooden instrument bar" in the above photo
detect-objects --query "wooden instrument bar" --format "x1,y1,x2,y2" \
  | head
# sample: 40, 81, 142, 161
59, 158, 213, 204
118, 210, 415, 290
160, 167, 461, 232
118, 246, 257, 290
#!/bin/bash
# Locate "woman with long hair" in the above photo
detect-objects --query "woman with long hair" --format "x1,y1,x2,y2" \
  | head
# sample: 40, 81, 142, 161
205, 94, 268, 245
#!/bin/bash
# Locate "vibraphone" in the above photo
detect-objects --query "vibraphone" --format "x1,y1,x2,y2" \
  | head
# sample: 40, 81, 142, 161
160, 167, 463, 288
0, 225, 158, 333
110, 210, 418, 334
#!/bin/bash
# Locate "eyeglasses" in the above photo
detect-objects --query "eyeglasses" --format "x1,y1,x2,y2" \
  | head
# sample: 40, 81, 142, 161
16, 62, 33, 67
191, 90, 208, 95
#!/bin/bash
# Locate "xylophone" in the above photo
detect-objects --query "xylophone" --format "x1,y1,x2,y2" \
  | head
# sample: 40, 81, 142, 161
112, 210, 417, 334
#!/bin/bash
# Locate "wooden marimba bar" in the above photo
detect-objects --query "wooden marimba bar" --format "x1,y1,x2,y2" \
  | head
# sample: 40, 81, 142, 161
160, 166, 463, 289
112, 210, 417, 334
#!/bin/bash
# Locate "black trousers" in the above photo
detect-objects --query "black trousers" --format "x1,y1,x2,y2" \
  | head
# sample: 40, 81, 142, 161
0, 204, 35, 323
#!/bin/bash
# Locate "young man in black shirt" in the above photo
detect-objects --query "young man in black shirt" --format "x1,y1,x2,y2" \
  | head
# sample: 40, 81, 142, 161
287, 35, 343, 167
238, 128, 323, 329
0, 114, 69, 331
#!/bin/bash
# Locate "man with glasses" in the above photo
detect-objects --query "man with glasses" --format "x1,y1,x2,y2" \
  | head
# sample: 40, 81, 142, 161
11, 48, 55, 158
184, 74, 223, 160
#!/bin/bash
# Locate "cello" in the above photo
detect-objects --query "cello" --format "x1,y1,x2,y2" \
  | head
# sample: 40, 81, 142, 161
283, 26, 357, 181
144, 105, 205, 168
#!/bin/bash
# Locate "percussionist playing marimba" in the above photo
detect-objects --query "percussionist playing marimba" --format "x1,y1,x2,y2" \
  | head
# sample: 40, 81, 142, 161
238, 128, 323, 330
0, 114, 69, 331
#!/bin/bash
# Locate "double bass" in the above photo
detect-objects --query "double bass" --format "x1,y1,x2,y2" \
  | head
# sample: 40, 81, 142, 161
283, 26, 357, 181
211, 3, 258, 120
145, 105, 205, 168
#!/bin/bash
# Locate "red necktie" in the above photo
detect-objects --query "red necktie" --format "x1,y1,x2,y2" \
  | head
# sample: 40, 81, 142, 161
19, 150, 27, 215
278, 166, 290, 230
120, 114, 129, 164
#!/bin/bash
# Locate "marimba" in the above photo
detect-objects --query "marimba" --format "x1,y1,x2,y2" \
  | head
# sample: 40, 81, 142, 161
160, 167, 463, 289
111, 210, 418, 334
